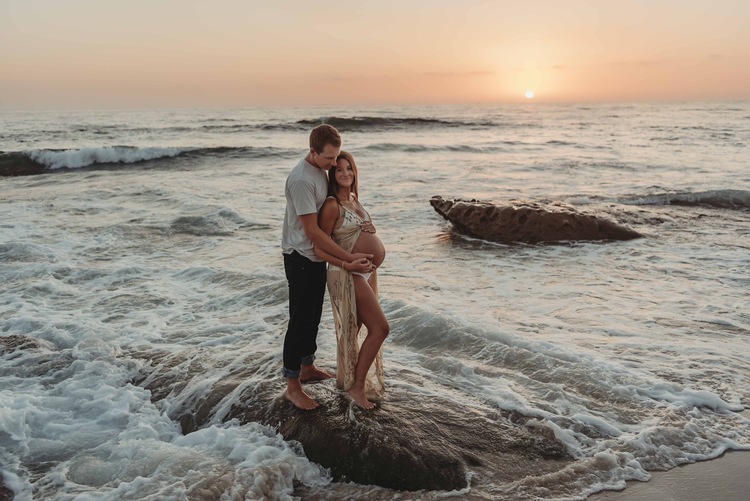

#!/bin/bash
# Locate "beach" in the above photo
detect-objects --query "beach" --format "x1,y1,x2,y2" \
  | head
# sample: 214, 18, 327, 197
593, 411, 750, 501
1, 103, 748, 500
594, 450, 750, 501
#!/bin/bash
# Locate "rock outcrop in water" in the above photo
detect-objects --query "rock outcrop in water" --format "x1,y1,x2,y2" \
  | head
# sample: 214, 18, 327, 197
4, 336, 572, 494
431, 196, 643, 244
136, 350, 572, 493
0, 477, 13, 501
225, 385, 570, 492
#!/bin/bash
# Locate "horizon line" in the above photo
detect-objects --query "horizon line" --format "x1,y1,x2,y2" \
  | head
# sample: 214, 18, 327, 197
2, 97, 749, 113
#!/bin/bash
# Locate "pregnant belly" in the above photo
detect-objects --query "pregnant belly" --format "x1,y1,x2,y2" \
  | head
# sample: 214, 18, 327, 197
352, 231, 386, 268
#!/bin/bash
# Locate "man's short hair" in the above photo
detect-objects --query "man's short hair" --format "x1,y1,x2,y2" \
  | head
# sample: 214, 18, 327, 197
309, 124, 342, 153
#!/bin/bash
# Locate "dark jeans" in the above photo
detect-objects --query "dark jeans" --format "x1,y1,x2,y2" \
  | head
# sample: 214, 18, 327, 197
282, 250, 327, 378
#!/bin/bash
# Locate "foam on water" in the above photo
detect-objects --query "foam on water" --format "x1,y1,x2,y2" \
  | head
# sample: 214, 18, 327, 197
26, 146, 188, 170
1, 333, 330, 500
2, 103, 750, 500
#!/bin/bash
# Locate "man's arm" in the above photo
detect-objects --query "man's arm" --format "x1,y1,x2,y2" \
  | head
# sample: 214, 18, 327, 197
300, 211, 372, 272
314, 245, 368, 271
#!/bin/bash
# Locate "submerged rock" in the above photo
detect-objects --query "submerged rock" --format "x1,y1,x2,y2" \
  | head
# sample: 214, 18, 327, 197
0, 334, 46, 354
0, 477, 13, 501
430, 196, 643, 244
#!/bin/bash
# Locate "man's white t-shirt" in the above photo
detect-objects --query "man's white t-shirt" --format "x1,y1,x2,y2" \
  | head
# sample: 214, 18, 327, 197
282, 157, 328, 261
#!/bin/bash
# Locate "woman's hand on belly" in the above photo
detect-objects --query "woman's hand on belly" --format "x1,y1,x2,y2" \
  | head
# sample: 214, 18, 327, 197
360, 221, 376, 233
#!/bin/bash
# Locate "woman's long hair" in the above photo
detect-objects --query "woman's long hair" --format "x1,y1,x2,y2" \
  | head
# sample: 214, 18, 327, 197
328, 151, 359, 203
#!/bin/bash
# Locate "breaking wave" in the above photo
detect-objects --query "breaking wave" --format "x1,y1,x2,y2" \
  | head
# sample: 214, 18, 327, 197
624, 190, 750, 210
0, 146, 295, 176
295, 116, 498, 131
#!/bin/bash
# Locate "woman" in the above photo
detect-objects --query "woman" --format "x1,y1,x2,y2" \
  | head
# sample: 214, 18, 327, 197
315, 151, 388, 409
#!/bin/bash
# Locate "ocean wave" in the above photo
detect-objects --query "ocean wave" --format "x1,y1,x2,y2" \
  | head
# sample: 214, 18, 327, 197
152, 116, 484, 133
546, 139, 576, 146
624, 190, 750, 210
363, 142, 521, 154
29, 146, 187, 169
0, 146, 294, 176
2, 116, 514, 144
295, 116, 497, 131
0, 243, 59, 263
169, 208, 269, 237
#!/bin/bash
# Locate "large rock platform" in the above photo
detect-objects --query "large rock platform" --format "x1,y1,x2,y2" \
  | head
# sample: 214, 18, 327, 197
135, 349, 572, 492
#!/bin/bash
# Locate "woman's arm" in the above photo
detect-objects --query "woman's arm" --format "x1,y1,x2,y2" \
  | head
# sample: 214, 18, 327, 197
300, 212, 352, 261
317, 198, 339, 236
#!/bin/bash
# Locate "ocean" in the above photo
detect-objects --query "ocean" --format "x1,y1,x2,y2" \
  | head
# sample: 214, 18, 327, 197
1, 102, 749, 500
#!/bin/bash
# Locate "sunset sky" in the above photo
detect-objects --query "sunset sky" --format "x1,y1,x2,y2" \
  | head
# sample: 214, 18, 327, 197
2, 0, 749, 109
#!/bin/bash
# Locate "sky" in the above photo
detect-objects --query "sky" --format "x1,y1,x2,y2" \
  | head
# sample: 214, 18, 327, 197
1, 0, 749, 109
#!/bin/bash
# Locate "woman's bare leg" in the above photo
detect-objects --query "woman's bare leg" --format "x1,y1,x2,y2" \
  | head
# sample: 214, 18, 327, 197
348, 275, 389, 409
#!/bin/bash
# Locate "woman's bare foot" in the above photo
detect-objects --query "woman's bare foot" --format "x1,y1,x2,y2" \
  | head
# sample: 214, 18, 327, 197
347, 386, 376, 410
284, 380, 319, 410
300, 364, 335, 382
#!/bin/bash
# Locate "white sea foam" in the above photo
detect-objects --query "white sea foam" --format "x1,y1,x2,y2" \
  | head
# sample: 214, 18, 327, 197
26, 146, 188, 170
1, 338, 329, 500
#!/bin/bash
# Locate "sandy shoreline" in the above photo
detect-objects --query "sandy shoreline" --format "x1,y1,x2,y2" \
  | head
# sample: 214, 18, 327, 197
0, 442, 748, 501
592, 409, 750, 501
591, 450, 750, 501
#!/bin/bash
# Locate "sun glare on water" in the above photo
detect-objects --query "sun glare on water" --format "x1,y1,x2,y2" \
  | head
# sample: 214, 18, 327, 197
525, 90, 535, 99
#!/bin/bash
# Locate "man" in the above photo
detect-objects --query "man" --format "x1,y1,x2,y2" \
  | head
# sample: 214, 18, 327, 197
281, 124, 373, 410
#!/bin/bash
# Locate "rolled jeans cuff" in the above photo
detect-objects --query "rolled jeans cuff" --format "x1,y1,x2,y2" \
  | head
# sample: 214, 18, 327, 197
282, 354, 316, 379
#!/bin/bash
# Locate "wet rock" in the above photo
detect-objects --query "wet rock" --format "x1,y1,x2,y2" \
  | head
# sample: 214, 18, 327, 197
0, 334, 46, 354
227, 384, 571, 492
431, 196, 643, 244
0, 478, 13, 501
135, 350, 571, 492
228, 386, 467, 491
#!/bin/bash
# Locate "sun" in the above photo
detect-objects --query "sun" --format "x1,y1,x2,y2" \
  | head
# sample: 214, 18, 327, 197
524, 90, 535, 99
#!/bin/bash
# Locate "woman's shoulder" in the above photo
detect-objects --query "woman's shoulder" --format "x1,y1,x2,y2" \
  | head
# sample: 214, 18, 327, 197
323, 196, 340, 208
320, 197, 341, 217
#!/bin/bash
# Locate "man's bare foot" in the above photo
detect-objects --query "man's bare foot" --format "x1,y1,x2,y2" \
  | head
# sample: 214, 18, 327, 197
300, 364, 335, 382
284, 384, 319, 410
347, 386, 376, 410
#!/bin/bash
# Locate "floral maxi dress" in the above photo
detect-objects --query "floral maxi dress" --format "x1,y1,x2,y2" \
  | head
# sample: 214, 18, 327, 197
326, 198, 385, 399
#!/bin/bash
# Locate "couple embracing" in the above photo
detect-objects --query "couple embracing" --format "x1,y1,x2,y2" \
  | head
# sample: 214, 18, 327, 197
281, 124, 388, 410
